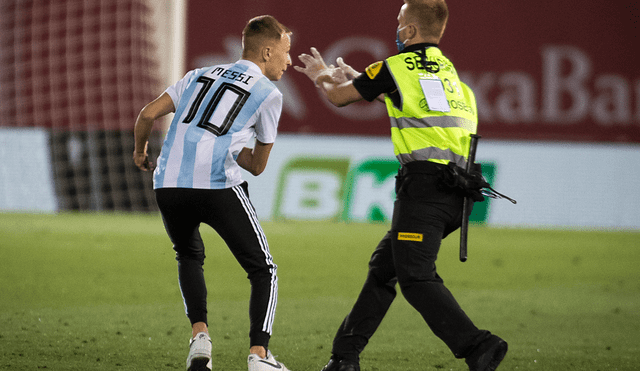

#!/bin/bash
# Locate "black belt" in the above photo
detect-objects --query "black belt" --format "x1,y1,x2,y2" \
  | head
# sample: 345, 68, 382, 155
398, 161, 446, 176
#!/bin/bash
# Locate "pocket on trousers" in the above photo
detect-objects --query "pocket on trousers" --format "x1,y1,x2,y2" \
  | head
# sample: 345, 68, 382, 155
400, 174, 440, 201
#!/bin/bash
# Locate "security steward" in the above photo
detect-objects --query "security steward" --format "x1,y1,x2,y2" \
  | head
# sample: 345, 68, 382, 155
294, 1, 508, 371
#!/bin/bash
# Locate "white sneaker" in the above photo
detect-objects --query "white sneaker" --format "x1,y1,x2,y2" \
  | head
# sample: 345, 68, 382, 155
186, 332, 212, 371
247, 350, 290, 371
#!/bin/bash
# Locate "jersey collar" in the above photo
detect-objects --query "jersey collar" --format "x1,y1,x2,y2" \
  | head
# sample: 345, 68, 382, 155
237, 59, 264, 76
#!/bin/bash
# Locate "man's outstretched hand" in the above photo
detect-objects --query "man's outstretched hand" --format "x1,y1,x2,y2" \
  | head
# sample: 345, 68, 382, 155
294, 47, 337, 85
295, 47, 361, 86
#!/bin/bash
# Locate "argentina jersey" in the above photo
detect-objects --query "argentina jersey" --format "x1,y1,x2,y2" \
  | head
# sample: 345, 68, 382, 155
153, 60, 282, 190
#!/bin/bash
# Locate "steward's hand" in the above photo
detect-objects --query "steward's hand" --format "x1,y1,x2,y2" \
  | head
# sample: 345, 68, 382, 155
336, 57, 361, 80
294, 47, 336, 86
328, 57, 361, 84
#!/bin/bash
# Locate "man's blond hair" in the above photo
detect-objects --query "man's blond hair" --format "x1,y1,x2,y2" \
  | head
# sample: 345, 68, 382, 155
241, 15, 291, 58
404, 0, 449, 41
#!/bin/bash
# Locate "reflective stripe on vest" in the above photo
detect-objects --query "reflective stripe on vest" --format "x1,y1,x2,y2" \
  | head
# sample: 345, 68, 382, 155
390, 115, 477, 132
390, 126, 471, 168
383, 48, 478, 168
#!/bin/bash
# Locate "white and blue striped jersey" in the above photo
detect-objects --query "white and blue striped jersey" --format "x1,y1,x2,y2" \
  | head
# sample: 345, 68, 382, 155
153, 60, 282, 189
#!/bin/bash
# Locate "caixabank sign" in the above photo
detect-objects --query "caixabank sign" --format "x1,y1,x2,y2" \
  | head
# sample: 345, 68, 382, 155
271, 157, 495, 224
187, 0, 639, 144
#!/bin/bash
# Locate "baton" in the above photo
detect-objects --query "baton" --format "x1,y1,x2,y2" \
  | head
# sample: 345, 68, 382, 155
460, 134, 481, 262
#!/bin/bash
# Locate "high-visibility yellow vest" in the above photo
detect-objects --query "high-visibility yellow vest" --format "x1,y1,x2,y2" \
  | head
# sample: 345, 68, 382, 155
383, 47, 478, 168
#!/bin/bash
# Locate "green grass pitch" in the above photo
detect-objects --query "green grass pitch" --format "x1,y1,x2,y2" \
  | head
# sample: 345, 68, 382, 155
1, 212, 638, 370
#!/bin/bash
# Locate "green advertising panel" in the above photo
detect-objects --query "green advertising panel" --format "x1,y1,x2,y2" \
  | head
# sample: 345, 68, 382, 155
274, 156, 495, 224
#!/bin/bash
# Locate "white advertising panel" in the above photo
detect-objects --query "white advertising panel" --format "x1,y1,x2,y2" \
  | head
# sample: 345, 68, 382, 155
0, 128, 58, 213
242, 134, 640, 230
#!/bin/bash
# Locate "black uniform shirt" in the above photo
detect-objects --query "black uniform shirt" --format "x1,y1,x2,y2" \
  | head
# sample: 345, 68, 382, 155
352, 43, 439, 108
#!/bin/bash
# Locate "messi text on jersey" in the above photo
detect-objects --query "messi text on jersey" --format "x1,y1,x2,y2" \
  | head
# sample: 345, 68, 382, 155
211, 67, 254, 85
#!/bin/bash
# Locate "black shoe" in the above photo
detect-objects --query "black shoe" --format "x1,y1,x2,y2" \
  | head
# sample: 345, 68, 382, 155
465, 335, 508, 371
321, 357, 360, 371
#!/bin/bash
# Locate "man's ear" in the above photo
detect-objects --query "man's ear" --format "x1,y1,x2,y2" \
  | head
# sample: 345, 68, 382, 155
262, 46, 272, 62
408, 24, 419, 40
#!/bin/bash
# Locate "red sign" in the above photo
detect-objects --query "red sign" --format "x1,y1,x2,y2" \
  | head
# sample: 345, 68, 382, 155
186, 0, 640, 143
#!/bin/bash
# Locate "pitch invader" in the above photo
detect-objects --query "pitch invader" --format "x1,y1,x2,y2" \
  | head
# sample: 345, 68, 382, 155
133, 15, 292, 371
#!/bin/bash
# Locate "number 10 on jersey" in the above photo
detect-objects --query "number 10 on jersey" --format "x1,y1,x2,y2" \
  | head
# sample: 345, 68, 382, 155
183, 76, 251, 136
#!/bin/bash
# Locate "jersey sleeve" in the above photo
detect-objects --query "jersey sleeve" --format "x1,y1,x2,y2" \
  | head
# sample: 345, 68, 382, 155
254, 89, 282, 144
163, 68, 200, 107
352, 60, 397, 102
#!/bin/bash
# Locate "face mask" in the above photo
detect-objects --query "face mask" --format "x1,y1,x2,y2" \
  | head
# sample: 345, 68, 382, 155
395, 25, 410, 52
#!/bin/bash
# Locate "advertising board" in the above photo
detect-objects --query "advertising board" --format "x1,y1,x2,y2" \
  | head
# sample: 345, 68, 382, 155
186, 0, 640, 143
0, 128, 57, 213
243, 135, 640, 230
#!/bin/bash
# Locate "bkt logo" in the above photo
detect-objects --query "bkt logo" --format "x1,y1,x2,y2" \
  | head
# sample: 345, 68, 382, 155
273, 157, 495, 223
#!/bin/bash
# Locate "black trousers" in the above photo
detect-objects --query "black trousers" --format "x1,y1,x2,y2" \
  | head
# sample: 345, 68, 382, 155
331, 162, 491, 361
155, 183, 277, 349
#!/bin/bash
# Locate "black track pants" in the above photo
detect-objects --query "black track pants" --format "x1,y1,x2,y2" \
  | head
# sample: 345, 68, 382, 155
155, 184, 277, 349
